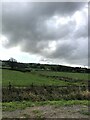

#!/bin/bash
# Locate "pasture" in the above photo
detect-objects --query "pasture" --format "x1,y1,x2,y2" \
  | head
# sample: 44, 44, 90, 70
2, 69, 69, 87
2, 69, 88, 87
2, 68, 90, 119
35, 71, 88, 80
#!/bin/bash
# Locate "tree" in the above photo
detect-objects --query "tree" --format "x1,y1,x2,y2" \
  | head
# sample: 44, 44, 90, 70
8, 57, 17, 69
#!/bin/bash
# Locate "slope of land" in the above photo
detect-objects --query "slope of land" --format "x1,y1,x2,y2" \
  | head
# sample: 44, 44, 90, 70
2, 69, 88, 87
2, 68, 89, 119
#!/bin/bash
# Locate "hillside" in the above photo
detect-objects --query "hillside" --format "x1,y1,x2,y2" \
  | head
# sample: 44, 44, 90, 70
1, 60, 89, 73
2, 69, 88, 87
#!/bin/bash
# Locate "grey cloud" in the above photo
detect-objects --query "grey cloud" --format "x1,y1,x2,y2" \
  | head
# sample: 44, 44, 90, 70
2, 2, 88, 66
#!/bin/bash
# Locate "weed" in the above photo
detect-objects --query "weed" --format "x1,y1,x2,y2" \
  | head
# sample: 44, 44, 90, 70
22, 114, 30, 118
80, 109, 90, 116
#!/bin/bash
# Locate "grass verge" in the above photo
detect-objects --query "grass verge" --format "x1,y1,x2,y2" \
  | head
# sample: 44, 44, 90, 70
2, 100, 90, 111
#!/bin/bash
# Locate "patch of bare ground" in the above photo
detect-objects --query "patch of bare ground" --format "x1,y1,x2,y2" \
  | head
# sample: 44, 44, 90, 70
2, 105, 89, 118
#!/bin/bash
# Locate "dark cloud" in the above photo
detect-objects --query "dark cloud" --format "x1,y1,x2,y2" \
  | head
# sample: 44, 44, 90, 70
1, 2, 88, 66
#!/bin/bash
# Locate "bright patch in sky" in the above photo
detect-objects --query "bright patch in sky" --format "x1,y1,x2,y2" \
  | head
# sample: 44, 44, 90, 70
0, 38, 41, 63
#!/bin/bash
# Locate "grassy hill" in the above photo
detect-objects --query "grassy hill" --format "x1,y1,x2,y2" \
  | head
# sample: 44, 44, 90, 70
2, 69, 67, 87
35, 71, 88, 80
2, 69, 88, 87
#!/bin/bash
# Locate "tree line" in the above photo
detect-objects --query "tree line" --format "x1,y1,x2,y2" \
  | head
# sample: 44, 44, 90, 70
2, 57, 90, 73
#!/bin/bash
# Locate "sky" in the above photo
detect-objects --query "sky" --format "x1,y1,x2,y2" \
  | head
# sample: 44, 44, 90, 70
0, 1, 89, 67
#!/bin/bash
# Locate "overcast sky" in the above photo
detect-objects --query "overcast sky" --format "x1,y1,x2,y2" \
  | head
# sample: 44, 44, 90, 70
0, 2, 88, 67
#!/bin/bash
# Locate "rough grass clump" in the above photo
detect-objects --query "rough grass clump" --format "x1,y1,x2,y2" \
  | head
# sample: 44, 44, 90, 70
2, 86, 89, 102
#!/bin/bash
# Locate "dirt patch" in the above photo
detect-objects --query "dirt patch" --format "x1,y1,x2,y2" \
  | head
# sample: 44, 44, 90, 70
2, 105, 89, 118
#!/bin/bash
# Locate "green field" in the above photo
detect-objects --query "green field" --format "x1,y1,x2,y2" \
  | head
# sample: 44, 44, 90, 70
2, 68, 90, 118
35, 71, 88, 80
2, 69, 67, 86
2, 69, 88, 87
